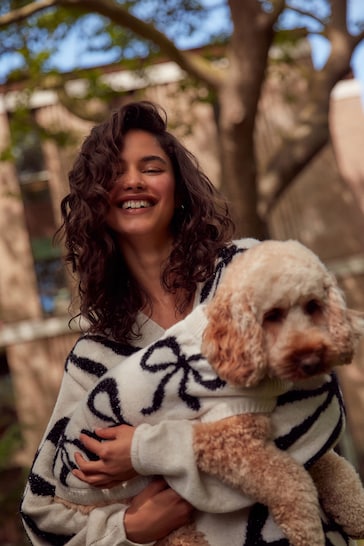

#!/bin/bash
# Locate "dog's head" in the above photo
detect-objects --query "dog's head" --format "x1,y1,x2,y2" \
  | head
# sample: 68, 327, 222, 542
202, 240, 364, 387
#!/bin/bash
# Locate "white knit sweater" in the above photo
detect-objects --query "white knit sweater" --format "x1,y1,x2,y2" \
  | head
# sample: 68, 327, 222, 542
21, 239, 352, 546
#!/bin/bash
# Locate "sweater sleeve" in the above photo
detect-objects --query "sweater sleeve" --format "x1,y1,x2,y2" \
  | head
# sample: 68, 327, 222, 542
130, 373, 346, 513
131, 419, 250, 512
20, 341, 151, 546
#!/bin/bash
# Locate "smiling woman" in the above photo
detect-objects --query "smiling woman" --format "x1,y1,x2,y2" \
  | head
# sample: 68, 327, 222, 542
60, 100, 234, 339
20, 100, 356, 546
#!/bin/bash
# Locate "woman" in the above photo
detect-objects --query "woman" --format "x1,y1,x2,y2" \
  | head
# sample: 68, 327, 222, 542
21, 101, 350, 545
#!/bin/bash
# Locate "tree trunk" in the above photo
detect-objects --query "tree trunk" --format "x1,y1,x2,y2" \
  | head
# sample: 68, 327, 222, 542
217, 87, 267, 239
216, 0, 274, 239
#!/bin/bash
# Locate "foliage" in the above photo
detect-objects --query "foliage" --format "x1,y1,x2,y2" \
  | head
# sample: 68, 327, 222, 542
0, 1, 363, 237
0, 0, 226, 82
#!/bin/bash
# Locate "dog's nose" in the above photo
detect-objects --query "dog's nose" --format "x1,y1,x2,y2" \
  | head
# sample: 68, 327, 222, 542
294, 352, 323, 376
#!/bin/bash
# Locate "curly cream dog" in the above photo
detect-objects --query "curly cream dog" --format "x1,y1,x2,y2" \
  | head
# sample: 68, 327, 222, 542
180, 239, 364, 546
156, 240, 364, 546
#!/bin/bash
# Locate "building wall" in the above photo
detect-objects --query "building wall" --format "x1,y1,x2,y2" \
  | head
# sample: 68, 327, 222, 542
331, 80, 364, 217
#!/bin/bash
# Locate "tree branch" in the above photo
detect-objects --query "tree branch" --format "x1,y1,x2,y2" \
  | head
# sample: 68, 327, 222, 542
285, 3, 326, 27
59, 0, 224, 90
56, 87, 110, 122
353, 29, 364, 47
330, 0, 347, 33
258, 0, 362, 217
265, 0, 286, 26
324, 0, 353, 85
258, 98, 329, 217
0, 0, 59, 26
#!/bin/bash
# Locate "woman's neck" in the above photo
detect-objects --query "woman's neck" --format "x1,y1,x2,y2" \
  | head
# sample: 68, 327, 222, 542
121, 239, 171, 293
120, 239, 193, 329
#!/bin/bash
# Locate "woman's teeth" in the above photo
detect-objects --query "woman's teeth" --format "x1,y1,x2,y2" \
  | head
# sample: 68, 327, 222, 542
121, 200, 152, 209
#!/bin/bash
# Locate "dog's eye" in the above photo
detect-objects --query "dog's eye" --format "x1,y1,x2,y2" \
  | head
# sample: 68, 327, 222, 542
305, 299, 322, 316
263, 308, 285, 323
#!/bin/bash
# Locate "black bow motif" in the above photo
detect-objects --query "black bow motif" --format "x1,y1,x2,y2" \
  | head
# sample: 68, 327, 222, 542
140, 336, 225, 415
87, 377, 130, 426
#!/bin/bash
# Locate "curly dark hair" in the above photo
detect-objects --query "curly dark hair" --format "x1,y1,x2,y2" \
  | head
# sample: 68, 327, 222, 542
58, 100, 235, 342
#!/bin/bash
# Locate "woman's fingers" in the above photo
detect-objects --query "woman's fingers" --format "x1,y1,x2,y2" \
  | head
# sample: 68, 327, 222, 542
72, 452, 108, 484
72, 460, 120, 487
72, 425, 137, 485
74, 451, 103, 472
78, 433, 103, 455
94, 427, 118, 439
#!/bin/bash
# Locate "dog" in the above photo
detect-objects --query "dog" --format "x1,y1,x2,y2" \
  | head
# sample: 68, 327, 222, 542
160, 240, 364, 546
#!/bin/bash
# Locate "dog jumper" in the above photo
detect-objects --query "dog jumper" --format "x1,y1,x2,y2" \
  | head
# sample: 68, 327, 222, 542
21, 239, 351, 546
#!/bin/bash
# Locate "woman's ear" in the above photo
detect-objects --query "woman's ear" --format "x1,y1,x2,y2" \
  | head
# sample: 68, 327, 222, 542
201, 292, 267, 387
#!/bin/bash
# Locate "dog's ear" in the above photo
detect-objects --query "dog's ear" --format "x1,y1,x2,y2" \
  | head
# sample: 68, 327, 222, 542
202, 292, 267, 387
347, 308, 364, 341
326, 279, 364, 362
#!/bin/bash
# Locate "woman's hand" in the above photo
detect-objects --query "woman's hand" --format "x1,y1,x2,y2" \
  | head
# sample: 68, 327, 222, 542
72, 424, 137, 487
124, 479, 194, 543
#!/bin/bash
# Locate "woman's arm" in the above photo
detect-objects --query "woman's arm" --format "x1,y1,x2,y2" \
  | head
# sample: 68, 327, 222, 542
70, 374, 345, 514
22, 472, 192, 546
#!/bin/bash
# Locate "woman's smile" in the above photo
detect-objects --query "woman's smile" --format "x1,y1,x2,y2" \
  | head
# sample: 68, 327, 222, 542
113, 194, 157, 211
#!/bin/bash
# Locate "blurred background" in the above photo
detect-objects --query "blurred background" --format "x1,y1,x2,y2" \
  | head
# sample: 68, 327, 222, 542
0, 0, 364, 544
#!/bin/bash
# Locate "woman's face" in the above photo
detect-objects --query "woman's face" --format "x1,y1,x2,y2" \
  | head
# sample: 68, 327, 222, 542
106, 129, 177, 248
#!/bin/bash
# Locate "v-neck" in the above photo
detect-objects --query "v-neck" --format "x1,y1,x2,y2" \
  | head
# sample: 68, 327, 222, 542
135, 284, 202, 344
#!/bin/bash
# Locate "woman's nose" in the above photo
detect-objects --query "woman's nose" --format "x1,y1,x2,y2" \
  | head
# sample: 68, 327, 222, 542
121, 168, 145, 190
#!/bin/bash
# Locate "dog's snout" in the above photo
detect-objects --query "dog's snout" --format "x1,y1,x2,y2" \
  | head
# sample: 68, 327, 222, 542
293, 351, 324, 376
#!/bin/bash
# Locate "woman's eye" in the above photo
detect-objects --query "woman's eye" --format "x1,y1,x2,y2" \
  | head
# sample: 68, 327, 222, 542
144, 168, 162, 174
263, 308, 284, 323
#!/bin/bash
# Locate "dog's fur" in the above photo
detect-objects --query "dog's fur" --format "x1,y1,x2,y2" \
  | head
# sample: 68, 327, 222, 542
57, 240, 364, 546
160, 240, 364, 546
